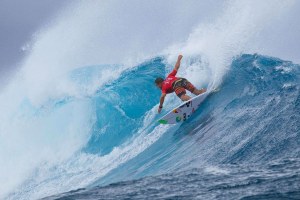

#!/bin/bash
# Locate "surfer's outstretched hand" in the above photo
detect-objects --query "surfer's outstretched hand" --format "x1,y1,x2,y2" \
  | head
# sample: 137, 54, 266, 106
158, 107, 162, 113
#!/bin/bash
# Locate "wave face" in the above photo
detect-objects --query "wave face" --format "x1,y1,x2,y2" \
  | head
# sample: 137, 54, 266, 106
92, 54, 300, 173
47, 54, 300, 200
97, 54, 300, 175
7, 54, 300, 200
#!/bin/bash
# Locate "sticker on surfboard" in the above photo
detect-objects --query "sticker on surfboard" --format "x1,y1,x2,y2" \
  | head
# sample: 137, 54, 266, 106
158, 91, 209, 125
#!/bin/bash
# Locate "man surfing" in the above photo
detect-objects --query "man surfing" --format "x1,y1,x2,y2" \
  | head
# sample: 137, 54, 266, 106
155, 55, 206, 113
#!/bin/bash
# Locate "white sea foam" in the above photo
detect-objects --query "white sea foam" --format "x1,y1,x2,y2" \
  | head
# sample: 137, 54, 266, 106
165, 0, 295, 89
9, 108, 170, 200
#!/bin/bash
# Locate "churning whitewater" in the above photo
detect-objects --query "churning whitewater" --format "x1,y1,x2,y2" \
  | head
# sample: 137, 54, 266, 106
0, 0, 299, 199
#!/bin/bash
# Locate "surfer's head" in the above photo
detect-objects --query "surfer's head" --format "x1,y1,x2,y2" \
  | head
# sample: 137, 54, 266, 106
155, 77, 164, 89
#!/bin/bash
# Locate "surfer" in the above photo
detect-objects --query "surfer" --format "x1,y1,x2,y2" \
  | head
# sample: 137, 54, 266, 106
155, 55, 206, 113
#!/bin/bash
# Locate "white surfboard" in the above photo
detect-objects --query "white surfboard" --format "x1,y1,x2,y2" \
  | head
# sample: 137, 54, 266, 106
158, 91, 209, 124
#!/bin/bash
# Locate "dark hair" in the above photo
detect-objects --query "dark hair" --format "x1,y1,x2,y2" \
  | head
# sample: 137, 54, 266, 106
155, 77, 164, 84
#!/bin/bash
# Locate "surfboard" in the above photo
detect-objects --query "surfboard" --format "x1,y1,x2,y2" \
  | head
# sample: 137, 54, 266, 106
158, 91, 209, 124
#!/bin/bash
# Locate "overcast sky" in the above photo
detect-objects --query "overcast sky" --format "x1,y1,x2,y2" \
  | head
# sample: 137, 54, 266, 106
0, 0, 70, 74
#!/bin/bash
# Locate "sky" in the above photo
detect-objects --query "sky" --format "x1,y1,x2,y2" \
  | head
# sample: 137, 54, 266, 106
0, 0, 70, 75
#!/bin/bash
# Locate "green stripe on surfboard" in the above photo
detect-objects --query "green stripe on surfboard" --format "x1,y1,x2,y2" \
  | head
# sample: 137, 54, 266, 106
158, 119, 168, 124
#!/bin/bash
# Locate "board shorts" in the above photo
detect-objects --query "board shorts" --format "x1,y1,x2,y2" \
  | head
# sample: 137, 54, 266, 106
172, 78, 196, 98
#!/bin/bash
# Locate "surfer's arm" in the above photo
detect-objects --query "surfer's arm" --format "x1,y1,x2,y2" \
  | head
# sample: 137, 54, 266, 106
158, 93, 166, 113
174, 55, 183, 71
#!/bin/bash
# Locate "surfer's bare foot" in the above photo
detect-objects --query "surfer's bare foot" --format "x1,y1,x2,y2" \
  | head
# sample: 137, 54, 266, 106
180, 94, 191, 101
193, 88, 207, 95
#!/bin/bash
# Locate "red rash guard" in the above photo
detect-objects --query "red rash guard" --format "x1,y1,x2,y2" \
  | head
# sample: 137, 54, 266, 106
161, 69, 178, 94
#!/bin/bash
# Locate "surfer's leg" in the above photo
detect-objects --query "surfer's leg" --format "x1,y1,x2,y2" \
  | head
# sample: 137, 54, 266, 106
184, 79, 206, 95
180, 94, 191, 101
174, 86, 190, 101
193, 88, 207, 95
184, 79, 197, 94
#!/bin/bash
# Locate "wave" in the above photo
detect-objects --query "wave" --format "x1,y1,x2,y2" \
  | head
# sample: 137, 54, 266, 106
89, 54, 300, 186
5, 54, 300, 199
45, 54, 300, 200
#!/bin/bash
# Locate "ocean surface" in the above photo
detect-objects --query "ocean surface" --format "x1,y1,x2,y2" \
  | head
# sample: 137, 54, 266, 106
1, 1, 300, 200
